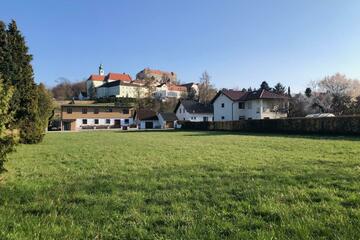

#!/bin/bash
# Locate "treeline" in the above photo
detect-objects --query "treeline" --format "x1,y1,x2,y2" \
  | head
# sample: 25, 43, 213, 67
289, 73, 360, 117
51, 78, 86, 100
0, 20, 53, 172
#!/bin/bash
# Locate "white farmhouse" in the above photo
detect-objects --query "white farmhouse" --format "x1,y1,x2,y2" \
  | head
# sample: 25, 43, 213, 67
134, 109, 161, 129
175, 100, 213, 122
211, 89, 289, 121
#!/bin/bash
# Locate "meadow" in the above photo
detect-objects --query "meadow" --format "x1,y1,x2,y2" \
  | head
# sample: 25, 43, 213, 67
0, 131, 360, 239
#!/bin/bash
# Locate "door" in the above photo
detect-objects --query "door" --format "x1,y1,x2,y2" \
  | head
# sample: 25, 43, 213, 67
165, 121, 174, 128
114, 120, 121, 128
145, 121, 153, 129
63, 122, 71, 131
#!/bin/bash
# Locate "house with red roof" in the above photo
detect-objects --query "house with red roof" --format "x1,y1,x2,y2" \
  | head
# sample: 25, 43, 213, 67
154, 83, 187, 100
86, 64, 147, 99
211, 89, 289, 121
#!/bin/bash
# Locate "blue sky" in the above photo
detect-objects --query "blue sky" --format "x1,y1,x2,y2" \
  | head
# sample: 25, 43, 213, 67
1, 0, 360, 92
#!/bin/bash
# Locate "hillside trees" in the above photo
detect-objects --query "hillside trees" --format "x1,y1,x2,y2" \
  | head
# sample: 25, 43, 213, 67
51, 78, 86, 100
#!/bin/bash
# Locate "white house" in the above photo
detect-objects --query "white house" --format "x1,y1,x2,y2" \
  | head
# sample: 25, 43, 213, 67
157, 112, 178, 129
96, 81, 147, 98
134, 109, 161, 129
211, 89, 289, 121
175, 100, 213, 122
154, 83, 187, 100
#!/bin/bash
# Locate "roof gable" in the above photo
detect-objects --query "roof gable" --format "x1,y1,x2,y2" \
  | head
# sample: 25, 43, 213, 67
176, 100, 213, 114
212, 89, 289, 103
106, 73, 132, 82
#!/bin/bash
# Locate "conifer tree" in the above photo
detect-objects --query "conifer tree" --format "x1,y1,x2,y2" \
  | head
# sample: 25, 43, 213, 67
0, 77, 16, 172
3, 20, 42, 143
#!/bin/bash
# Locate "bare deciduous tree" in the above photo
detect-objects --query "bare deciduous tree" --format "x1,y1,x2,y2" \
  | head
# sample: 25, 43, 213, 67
198, 71, 217, 104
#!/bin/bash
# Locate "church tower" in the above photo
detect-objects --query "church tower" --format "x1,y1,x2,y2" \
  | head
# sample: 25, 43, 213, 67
99, 64, 105, 76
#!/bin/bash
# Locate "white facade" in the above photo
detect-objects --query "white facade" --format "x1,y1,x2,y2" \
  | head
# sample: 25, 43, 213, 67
74, 118, 133, 130
154, 84, 185, 99
175, 103, 213, 122
138, 120, 161, 129
213, 93, 288, 121
96, 84, 147, 98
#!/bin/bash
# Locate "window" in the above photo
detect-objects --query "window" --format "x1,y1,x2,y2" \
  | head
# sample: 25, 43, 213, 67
82, 108, 87, 114
203, 117, 208, 122
256, 107, 260, 114
67, 108, 72, 114
82, 119, 87, 124
247, 102, 252, 109
94, 119, 99, 124
108, 108, 113, 112
221, 116, 225, 120
123, 109, 129, 114
238, 102, 245, 109
106, 119, 110, 124
94, 108, 99, 114
239, 116, 245, 120
179, 109, 182, 113
221, 103, 225, 108
124, 119, 129, 124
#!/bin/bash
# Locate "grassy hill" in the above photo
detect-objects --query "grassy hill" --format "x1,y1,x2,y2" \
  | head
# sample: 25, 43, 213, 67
1, 131, 360, 239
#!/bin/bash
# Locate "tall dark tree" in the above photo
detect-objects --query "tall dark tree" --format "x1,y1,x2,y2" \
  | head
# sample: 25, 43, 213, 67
1, 20, 42, 143
260, 81, 271, 91
305, 87, 312, 98
37, 83, 54, 133
273, 82, 286, 94
0, 77, 16, 172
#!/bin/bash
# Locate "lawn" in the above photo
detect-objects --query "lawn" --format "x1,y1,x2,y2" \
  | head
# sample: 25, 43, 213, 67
1, 131, 360, 239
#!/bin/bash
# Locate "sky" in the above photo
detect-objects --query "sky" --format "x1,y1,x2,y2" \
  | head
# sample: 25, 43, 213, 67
1, 0, 360, 92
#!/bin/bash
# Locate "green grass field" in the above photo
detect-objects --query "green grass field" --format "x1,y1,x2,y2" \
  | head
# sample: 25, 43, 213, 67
1, 131, 360, 239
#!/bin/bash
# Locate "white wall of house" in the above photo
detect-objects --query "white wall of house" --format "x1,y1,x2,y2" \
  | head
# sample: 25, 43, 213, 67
213, 93, 234, 121
175, 104, 213, 122
214, 94, 287, 121
74, 118, 133, 130
119, 85, 147, 98
138, 120, 161, 129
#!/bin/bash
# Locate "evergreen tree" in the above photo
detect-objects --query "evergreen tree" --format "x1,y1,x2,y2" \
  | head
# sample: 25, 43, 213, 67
2, 20, 42, 143
37, 83, 54, 134
260, 81, 271, 91
0, 77, 16, 172
273, 82, 286, 94
305, 87, 312, 98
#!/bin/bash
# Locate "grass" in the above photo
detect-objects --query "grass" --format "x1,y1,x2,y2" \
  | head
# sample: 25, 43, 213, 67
1, 131, 360, 239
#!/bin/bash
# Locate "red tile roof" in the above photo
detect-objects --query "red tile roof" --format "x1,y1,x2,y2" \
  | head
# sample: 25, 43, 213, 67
106, 73, 132, 82
167, 84, 187, 92
88, 74, 106, 81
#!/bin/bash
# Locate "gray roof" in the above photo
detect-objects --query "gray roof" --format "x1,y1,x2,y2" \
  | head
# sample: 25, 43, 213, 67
159, 112, 178, 121
175, 100, 213, 114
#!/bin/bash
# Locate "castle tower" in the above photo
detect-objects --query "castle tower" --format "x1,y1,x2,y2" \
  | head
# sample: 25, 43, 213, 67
99, 64, 105, 76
